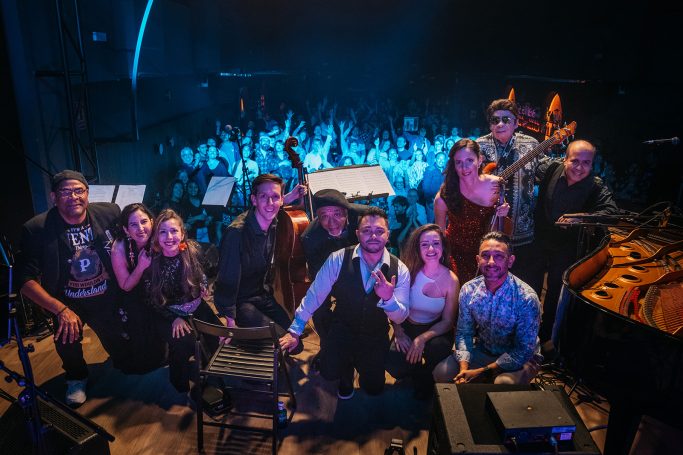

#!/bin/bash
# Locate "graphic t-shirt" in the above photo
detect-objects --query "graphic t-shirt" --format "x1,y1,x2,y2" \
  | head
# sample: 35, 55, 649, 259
60, 221, 114, 303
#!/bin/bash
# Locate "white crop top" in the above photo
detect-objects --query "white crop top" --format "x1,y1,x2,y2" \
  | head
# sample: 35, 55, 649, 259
408, 270, 446, 324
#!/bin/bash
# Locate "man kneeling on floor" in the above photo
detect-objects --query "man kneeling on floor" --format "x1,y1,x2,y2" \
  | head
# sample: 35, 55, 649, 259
279, 207, 410, 399
433, 231, 542, 385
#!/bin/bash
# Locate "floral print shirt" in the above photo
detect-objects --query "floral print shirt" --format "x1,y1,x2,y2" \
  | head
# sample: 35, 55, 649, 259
455, 273, 541, 371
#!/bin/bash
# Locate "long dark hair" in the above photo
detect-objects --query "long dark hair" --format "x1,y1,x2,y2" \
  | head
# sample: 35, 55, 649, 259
149, 209, 204, 307
118, 203, 154, 240
439, 138, 482, 213
118, 203, 154, 269
401, 224, 450, 285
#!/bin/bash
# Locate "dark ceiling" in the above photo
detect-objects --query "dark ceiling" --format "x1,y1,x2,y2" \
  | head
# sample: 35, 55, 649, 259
207, 1, 680, 85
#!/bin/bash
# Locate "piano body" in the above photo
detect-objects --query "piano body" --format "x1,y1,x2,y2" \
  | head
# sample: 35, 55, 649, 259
558, 227, 683, 455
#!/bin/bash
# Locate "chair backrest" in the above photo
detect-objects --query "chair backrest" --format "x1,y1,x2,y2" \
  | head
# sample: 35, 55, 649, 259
190, 317, 278, 342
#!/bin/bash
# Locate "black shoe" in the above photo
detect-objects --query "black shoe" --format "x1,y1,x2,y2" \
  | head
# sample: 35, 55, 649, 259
337, 371, 355, 400
541, 340, 558, 363
310, 353, 321, 374
200, 385, 231, 416
337, 383, 355, 400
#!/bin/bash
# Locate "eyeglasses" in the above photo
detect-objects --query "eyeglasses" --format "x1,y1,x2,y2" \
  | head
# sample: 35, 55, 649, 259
256, 192, 281, 203
56, 187, 87, 198
489, 115, 516, 125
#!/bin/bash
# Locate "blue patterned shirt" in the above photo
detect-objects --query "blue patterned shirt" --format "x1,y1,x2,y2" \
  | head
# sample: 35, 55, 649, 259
455, 273, 541, 371
477, 132, 546, 246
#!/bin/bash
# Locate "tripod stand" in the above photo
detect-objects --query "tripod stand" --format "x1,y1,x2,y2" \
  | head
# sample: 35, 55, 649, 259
0, 303, 114, 455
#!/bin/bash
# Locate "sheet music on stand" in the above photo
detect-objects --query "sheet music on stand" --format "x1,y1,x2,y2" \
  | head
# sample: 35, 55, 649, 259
115, 185, 146, 209
88, 184, 146, 209
87, 185, 116, 203
307, 165, 394, 201
202, 176, 235, 206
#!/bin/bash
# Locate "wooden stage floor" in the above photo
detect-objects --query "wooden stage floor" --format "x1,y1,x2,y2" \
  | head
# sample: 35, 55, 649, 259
1, 323, 682, 454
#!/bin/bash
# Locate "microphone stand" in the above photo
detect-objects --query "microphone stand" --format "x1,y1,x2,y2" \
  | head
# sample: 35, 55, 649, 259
0, 303, 46, 454
0, 239, 114, 453
230, 128, 249, 210
0, 303, 115, 453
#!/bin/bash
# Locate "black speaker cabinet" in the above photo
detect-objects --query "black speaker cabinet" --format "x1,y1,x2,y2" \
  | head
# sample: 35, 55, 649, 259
0, 397, 111, 454
428, 383, 600, 455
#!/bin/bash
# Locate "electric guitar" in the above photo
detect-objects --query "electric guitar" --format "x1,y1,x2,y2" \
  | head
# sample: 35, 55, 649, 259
484, 121, 577, 234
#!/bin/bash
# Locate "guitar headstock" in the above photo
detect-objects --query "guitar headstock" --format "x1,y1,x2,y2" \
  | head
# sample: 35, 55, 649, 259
284, 136, 301, 168
551, 121, 577, 145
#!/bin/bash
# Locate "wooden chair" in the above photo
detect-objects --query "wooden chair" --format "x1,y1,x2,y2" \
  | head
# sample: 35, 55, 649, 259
190, 318, 296, 454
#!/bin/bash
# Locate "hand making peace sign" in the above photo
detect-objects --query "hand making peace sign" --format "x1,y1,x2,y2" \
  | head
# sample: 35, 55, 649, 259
371, 269, 396, 301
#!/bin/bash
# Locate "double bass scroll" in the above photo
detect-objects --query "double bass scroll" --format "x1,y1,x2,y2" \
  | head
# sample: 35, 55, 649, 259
272, 137, 313, 315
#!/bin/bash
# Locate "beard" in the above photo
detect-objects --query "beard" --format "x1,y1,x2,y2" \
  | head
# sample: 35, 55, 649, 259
361, 240, 385, 254
481, 265, 507, 282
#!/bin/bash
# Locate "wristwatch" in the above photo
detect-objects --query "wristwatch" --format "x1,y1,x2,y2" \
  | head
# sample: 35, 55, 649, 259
482, 365, 490, 373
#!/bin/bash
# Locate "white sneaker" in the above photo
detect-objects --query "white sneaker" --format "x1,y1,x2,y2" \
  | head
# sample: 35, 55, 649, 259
65, 379, 87, 407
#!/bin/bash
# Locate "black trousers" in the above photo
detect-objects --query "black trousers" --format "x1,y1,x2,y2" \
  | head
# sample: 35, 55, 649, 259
53, 299, 129, 381
153, 301, 219, 393
311, 296, 334, 340
523, 243, 577, 343
385, 321, 453, 393
319, 324, 390, 395
235, 295, 292, 334
509, 242, 537, 287
235, 295, 303, 355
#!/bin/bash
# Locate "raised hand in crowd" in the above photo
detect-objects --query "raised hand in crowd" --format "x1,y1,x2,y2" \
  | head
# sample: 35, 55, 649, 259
284, 110, 293, 134
293, 120, 306, 136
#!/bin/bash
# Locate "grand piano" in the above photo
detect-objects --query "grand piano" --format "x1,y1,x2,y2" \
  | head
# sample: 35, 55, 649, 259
557, 223, 683, 455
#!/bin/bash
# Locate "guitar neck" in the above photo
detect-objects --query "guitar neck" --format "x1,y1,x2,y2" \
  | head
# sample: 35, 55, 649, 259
499, 136, 556, 180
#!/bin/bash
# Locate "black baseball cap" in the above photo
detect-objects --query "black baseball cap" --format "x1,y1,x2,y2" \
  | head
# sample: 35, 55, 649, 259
51, 170, 89, 191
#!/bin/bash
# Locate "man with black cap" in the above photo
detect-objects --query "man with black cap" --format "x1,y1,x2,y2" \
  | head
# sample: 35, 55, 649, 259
300, 189, 367, 370
18, 170, 123, 407
301, 189, 368, 278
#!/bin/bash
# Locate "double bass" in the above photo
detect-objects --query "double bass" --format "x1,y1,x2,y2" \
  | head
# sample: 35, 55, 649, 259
272, 137, 313, 315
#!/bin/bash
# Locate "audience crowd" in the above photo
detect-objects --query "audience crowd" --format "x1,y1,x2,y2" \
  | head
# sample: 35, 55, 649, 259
153, 95, 651, 253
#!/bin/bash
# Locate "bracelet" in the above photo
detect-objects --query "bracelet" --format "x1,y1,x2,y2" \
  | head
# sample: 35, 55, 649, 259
482, 365, 490, 373
56, 306, 68, 316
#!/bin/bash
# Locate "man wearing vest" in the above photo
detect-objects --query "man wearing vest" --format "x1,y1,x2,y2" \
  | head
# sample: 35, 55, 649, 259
524, 140, 618, 349
280, 207, 410, 399
300, 189, 368, 372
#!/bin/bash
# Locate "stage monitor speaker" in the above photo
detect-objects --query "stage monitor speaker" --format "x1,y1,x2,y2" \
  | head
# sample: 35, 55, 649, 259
0, 396, 111, 454
428, 383, 600, 455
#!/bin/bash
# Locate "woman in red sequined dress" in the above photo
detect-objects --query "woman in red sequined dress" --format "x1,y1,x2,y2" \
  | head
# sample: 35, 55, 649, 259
434, 139, 509, 284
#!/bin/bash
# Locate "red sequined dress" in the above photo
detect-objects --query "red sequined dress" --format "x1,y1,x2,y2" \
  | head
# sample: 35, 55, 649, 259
445, 198, 495, 284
